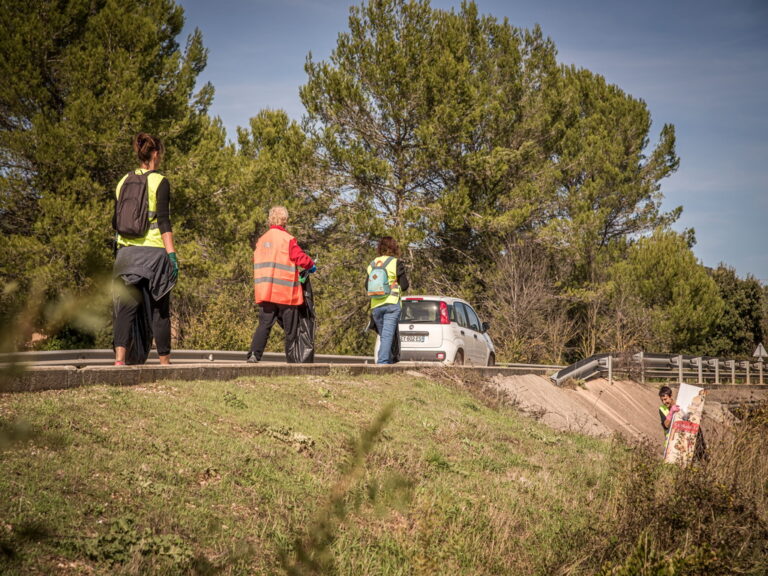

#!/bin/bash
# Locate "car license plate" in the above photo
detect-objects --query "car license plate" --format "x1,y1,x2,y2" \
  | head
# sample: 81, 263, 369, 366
401, 335, 425, 343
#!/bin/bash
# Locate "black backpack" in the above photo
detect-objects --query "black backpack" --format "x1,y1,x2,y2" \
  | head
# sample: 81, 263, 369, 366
114, 170, 155, 238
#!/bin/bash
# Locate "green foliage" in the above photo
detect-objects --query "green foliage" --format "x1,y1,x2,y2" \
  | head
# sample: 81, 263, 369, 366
171, 108, 333, 353
301, 2, 564, 283
702, 265, 765, 357
608, 229, 724, 353
179, 279, 255, 351
548, 68, 680, 286
300, 0, 691, 359
303, 0, 437, 243
223, 390, 248, 410
81, 515, 194, 567
597, 533, 676, 576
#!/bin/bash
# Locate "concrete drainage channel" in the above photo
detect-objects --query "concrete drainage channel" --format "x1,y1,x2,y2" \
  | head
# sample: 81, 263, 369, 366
0, 349, 563, 393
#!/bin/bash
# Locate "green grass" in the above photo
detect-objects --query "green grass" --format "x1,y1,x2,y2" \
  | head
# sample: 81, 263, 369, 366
0, 371, 765, 575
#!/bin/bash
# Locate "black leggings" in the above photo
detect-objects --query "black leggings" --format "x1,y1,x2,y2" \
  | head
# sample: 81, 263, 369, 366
113, 280, 172, 356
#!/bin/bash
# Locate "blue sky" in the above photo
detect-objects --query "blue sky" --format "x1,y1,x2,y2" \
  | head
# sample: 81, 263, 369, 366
178, 0, 768, 282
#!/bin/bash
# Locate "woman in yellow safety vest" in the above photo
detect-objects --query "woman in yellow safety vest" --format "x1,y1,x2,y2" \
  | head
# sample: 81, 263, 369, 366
366, 236, 409, 364
112, 132, 178, 366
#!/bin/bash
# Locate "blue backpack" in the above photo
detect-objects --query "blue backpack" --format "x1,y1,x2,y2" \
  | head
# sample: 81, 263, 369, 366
366, 257, 394, 298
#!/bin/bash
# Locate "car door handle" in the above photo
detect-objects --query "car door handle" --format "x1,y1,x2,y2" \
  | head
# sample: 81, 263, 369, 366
473, 334, 478, 339
460, 330, 465, 335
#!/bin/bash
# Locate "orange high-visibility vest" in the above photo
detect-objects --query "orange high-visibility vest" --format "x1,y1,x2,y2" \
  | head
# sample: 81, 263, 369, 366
253, 228, 303, 306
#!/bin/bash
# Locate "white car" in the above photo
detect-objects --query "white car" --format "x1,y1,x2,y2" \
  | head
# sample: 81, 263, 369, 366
375, 295, 496, 366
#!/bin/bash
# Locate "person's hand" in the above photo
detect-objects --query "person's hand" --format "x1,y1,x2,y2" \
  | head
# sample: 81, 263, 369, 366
670, 404, 680, 415
168, 252, 179, 281
309, 265, 317, 274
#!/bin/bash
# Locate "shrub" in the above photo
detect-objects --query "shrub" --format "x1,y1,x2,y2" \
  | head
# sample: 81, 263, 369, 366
568, 402, 768, 575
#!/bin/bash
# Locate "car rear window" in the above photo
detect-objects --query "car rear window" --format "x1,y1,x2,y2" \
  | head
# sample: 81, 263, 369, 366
401, 300, 444, 324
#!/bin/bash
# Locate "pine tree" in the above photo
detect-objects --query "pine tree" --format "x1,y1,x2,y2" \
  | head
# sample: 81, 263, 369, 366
0, 0, 212, 347
702, 265, 765, 356
608, 230, 723, 353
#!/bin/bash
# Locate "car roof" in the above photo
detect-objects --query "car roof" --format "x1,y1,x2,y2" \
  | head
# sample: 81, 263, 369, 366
402, 295, 470, 305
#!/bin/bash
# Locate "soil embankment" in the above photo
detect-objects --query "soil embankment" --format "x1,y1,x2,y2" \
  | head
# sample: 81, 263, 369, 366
491, 375, 766, 444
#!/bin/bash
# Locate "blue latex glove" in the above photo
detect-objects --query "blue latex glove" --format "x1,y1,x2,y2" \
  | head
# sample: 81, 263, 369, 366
309, 265, 317, 274
168, 252, 179, 281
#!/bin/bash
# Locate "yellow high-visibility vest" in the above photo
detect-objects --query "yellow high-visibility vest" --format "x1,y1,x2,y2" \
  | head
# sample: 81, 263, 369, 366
368, 256, 400, 309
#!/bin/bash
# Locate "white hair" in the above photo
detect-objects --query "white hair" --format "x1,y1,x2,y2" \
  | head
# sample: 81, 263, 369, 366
268, 206, 288, 226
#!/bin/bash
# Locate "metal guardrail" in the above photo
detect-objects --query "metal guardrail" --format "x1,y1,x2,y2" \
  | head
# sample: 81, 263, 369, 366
550, 352, 767, 386
497, 362, 564, 371
0, 349, 566, 394
9, 348, 764, 386
0, 349, 372, 367
0, 349, 565, 373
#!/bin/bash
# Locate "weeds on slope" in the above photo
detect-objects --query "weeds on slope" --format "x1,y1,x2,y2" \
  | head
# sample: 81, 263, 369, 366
431, 367, 768, 575
559, 402, 768, 576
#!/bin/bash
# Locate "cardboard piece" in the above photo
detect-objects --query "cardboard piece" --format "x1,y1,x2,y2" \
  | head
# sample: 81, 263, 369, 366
663, 382, 705, 466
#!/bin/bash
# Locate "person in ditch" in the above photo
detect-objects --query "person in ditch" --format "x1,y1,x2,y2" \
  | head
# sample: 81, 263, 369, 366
246, 206, 315, 363
366, 236, 409, 364
659, 385, 708, 461
658, 386, 679, 440
112, 132, 178, 366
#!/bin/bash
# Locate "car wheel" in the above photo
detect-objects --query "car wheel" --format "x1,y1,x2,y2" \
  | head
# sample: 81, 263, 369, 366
487, 353, 495, 367
454, 349, 464, 366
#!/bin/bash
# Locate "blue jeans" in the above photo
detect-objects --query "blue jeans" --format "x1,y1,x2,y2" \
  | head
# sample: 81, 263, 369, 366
372, 303, 401, 364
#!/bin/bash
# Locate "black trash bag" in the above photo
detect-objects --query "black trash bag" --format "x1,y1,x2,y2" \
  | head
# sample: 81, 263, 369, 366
113, 279, 153, 365
365, 311, 400, 363
286, 270, 315, 363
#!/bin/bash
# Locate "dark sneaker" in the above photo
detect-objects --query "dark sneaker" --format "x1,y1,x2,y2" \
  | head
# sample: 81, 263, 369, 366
246, 353, 259, 364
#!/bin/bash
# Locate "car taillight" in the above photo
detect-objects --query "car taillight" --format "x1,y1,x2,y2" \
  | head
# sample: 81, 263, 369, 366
439, 301, 450, 324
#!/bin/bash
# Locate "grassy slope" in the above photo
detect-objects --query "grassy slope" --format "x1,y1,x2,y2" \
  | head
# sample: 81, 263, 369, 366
0, 371, 612, 575
1, 371, 765, 575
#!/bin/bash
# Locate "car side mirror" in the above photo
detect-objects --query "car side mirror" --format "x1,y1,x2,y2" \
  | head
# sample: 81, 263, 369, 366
481, 321, 490, 333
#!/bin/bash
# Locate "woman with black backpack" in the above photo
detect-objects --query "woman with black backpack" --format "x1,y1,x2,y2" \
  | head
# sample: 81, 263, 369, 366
112, 132, 178, 366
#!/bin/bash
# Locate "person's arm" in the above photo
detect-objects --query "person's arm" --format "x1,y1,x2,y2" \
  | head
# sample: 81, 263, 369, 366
289, 239, 314, 270
396, 260, 409, 292
155, 178, 172, 237
155, 177, 178, 279
112, 175, 126, 233
155, 177, 175, 253
661, 405, 679, 430
161, 231, 176, 255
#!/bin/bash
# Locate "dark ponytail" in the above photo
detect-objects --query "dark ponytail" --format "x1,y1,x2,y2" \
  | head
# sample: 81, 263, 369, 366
133, 132, 164, 164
